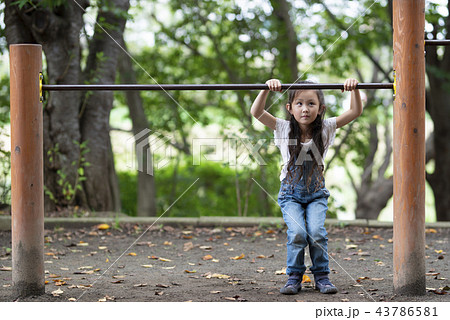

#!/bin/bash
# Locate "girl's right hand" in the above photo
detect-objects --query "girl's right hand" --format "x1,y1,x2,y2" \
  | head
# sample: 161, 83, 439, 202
265, 79, 282, 92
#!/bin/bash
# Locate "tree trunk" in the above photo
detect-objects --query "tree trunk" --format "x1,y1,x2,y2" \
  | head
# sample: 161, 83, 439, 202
425, 6, 450, 221
426, 90, 450, 221
5, 0, 88, 212
79, 0, 129, 212
5, 0, 129, 213
117, 37, 157, 217
270, 0, 299, 81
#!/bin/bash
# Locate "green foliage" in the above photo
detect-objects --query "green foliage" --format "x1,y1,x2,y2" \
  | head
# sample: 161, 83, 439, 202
117, 156, 281, 217
11, 0, 66, 10
0, 73, 10, 206
45, 140, 90, 205
117, 170, 137, 216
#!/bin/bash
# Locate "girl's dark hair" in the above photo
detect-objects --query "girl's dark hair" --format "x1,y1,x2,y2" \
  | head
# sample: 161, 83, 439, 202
285, 80, 327, 190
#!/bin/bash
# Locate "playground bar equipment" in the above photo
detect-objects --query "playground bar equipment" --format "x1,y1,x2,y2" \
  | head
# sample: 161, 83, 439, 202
393, 0, 426, 295
41, 83, 394, 91
425, 39, 450, 46
9, 44, 45, 297
9, 0, 431, 298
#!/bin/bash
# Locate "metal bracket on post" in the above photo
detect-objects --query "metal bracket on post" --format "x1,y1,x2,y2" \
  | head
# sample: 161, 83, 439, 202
39, 72, 44, 102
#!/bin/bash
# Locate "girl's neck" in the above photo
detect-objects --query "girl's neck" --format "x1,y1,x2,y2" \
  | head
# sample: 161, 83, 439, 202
299, 123, 312, 141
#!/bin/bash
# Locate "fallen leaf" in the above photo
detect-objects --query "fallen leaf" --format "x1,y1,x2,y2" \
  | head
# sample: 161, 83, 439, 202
141, 265, 153, 268
210, 290, 221, 294
0, 266, 12, 271
78, 266, 93, 270
148, 255, 159, 259
371, 278, 384, 281
199, 246, 212, 250
54, 280, 67, 286
275, 267, 286, 275
112, 275, 126, 279
212, 259, 220, 263
127, 252, 137, 256
202, 254, 213, 261
372, 235, 382, 240
183, 242, 194, 251
431, 289, 447, 295
96, 224, 110, 230
155, 291, 164, 296
434, 250, 443, 254
98, 246, 108, 250
68, 298, 76, 302
426, 228, 437, 233
162, 266, 176, 270
159, 257, 172, 262
204, 272, 230, 279
254, 231, 263, 237
51, 288, 63, 296
256, 255, 266, 259
163, 241, 172, 246
302, 275, 311, 283
184, 270, 197, 273
224, 295, 246, 301
346, 244, 358, 250
156, 283, 170, 288
48, 274, 60, 278
134, 283, 148, 287
112, 280, 124, 284
76, 242, 89, 247
230, 253, 245, 260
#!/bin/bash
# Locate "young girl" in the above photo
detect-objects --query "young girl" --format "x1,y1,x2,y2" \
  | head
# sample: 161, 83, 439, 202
250, 78, 362, 295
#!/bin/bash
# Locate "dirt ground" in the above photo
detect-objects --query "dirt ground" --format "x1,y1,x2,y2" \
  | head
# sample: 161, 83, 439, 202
0, 224, 449, 302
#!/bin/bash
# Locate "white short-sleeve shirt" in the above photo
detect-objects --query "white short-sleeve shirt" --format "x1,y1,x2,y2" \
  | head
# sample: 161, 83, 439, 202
273, 117, 337, 181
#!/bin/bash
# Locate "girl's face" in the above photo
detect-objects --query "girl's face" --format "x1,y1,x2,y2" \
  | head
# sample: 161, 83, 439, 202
286, 90, 324, 130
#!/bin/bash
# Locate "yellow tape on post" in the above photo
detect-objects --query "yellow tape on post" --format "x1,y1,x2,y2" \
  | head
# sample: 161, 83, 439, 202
39, 72, 44, 102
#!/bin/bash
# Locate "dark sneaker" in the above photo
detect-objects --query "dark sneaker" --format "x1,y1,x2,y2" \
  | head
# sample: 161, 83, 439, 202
314, 274, 338, 294
280, 272, 302, 295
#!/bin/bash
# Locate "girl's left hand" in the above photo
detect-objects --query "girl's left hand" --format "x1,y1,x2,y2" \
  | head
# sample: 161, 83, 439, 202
342, 78, 359, 92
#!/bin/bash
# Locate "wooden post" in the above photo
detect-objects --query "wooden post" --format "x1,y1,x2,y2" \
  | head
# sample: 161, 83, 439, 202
10, 44, 44, 297
393, 0, 426, 295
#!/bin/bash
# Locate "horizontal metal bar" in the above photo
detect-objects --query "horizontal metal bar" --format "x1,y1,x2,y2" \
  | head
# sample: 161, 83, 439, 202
42, 83, 393, 91
425, 40, 450, 46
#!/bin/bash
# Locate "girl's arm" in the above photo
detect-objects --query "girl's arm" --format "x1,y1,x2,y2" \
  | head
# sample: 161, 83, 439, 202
336, 78, 363, 129
250, 79, 280, 131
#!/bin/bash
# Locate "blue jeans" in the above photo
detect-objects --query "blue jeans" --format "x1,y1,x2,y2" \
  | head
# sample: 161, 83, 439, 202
277, 173, 331, 276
